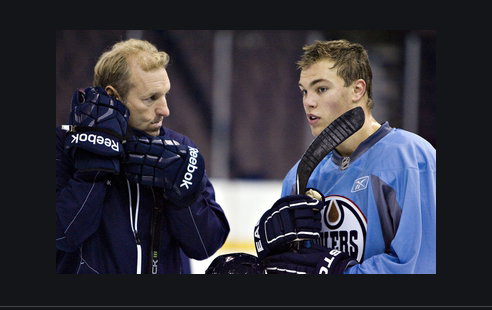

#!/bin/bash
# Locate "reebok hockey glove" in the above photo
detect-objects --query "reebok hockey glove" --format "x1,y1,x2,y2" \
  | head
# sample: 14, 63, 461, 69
63, 87, 129, 173
263, 243, 358, 274
122, 131, 207, 208
254, 191, 324, 261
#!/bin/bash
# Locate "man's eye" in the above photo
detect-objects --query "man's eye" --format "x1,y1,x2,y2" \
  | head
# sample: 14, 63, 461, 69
300, 89, 307, 96
144, 95, 156, 103
317, 87, 327, 93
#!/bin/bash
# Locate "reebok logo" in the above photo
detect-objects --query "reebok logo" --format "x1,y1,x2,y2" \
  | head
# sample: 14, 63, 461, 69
351, 176, 369, 193
180, 147, 199, 189
70, 133, 119, 152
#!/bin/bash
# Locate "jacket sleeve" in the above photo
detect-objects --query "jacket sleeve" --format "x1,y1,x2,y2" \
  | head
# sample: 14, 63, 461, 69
167, 175, 230, 260
345, 167, 436, 274
56, 128, 108, 253
163, 132, 230, 260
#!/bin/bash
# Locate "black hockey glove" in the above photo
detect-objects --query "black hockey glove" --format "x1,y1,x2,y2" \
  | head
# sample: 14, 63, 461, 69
205, 253, 265, 274
63, 87, 129, 173
263, 243, 358, 274
122, 131, 207, 208
254, 190, 324, 261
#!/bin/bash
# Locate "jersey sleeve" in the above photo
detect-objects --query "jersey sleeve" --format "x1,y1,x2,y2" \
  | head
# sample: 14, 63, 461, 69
281, 163, 299, 197
345, 166, 436, 274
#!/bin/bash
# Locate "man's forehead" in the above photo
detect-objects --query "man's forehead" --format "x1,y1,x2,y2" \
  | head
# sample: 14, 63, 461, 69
129, 57, 169, 82
299, 59, 338, 86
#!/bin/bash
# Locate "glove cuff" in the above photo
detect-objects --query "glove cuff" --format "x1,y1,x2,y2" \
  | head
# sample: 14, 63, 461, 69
165, 173, 207, 208
72, 148, 121, 174
315, 248, 358, 274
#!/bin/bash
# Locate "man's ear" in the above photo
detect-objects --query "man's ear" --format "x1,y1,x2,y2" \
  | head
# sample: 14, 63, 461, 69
352, 79, 367, 103
105, 85, 121, 101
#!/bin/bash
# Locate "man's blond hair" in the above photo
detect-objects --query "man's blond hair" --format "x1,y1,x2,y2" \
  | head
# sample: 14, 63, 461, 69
93, 38, 170, 101
297, 39, 374, 110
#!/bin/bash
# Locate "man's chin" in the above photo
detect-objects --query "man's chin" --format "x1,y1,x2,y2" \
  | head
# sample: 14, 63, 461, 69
146, 129, 160, 137
129, 124, 161, 137
311, 127, 322, 137
135, 126, 160, 137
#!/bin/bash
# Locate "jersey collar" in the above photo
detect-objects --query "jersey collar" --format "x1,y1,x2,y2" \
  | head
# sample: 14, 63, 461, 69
331, 121, 392, 169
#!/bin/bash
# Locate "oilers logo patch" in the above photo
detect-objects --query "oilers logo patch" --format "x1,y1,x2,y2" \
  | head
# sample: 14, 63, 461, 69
315, 195, 367, 262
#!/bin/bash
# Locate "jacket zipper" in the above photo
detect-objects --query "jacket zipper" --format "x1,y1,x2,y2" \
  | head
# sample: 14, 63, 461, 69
149, 186, 162, 274
127, 180, 142, 274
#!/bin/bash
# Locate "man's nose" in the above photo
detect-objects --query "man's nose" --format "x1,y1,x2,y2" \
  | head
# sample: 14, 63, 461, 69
155, 97, 170, 117
303, 93, 317, 109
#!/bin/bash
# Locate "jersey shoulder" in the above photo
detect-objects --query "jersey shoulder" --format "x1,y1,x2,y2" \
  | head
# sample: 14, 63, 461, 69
383, 128, 435, 151
370, 127, 436, 172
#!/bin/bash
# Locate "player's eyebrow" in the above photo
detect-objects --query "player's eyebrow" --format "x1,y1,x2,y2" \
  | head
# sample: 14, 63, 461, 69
299, 78, 330, 89
309, 79, 329, 87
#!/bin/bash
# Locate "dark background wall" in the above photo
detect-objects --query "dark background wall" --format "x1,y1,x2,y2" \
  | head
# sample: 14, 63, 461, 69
56, 30, 436, 179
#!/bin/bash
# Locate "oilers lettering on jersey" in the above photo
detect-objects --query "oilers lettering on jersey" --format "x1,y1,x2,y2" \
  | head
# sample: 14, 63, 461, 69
315, 195, 367, 262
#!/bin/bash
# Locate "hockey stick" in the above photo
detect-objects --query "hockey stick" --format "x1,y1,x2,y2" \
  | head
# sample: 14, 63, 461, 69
296, 106, 365, 195
294, 107, 364, 247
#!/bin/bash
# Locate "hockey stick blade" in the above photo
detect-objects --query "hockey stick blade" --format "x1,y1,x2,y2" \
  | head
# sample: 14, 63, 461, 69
296, 106, 365, 195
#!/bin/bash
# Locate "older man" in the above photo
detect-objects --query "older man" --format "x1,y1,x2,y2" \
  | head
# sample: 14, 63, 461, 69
56, 39, 229, 274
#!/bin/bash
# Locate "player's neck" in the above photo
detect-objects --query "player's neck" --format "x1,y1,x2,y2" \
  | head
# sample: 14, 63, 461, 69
335, 114, 381, 157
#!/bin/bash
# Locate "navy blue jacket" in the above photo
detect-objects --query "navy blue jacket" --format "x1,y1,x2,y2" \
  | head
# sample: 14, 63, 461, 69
56, 126, 229, 273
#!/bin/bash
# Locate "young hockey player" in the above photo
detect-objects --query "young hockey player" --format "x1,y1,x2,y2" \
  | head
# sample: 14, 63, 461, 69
56, 39, 230, 273
254, 39, 436, 274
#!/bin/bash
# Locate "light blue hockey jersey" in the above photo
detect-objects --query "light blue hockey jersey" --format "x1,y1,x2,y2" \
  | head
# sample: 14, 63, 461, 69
281, 122, 436, 274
